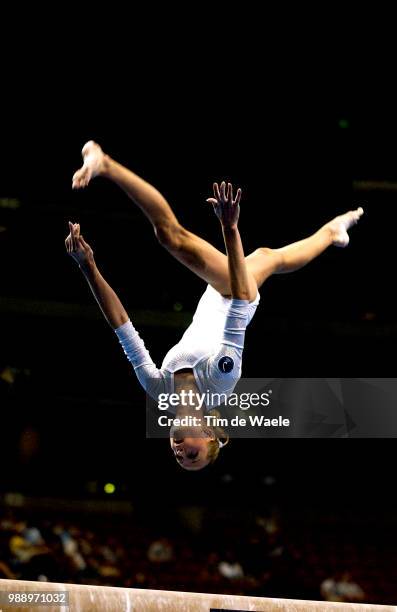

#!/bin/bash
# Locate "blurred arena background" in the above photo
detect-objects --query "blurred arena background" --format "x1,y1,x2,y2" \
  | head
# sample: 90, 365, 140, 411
1, 92, 397, 606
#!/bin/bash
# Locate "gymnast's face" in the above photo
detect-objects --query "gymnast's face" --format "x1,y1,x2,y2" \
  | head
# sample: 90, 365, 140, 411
170, 429, 213, 471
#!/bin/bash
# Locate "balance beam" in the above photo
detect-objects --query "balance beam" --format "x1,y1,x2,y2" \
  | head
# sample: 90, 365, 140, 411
0, 580, 394, 611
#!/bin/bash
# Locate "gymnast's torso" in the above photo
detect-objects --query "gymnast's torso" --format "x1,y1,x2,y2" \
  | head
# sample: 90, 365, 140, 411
115, 284, 260, 408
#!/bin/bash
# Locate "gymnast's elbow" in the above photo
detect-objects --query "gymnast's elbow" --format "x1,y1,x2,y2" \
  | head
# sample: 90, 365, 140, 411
232, 289, 251, 301
110, 312, 130, 330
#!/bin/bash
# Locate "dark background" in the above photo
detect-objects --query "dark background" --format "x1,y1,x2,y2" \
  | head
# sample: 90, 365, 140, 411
1, 45, 397, 602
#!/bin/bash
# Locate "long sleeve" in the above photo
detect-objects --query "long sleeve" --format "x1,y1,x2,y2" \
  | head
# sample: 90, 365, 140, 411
220, 298, 249, 351
114, 320, 167, 400
207, 298, 249, 385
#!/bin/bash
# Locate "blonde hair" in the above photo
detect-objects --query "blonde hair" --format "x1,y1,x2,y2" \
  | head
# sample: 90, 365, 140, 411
206, 409, 230, 464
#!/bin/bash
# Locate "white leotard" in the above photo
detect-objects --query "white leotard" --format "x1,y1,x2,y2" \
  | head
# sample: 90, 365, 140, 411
115, 284, 260, 408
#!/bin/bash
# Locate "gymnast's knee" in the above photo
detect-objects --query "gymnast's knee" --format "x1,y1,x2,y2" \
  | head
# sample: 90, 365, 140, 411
255, 247, 285, 273
255, 246, 274, 258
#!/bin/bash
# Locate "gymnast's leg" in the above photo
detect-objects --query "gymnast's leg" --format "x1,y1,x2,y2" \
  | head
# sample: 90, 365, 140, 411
72, 141, 257, 300
245, 208, 364, 289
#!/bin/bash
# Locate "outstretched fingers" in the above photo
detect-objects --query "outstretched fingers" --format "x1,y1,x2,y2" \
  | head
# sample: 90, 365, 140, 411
205, 183, 221, 207
206, 182, 242, 210
72, 223, 78, 251
233, 187, 242, 207
67, 221, 81, 252
213, 182, 221, 201
226, 182, 232, 202
68, 222, 75, 252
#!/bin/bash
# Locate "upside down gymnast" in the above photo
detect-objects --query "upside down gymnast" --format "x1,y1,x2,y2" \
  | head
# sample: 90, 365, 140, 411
65, 141, 363, 471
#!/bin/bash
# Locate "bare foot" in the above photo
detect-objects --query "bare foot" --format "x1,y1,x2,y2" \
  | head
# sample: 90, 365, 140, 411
72, 141, 106, 189
327, 207, 364, 247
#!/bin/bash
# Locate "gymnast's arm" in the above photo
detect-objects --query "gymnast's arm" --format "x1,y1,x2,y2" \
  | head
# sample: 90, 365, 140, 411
207, 182, 251, 300
65, 222, 166, 397
206, 183, 251, 381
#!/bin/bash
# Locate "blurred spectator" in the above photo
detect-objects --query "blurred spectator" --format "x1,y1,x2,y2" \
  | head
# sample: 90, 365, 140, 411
147, 537, 174, 563
0, 506, 391, 602
9, 521, 49, 564
321, 572, 365, 603
218, 550, 244, 580
56, 525, 87, 573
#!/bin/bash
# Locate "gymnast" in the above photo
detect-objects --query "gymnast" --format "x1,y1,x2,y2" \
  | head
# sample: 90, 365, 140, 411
66, 141, 363, 471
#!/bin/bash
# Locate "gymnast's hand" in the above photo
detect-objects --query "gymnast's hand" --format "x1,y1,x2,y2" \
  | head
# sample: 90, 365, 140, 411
206, 182, 242, 230
65, 222, 94, 268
